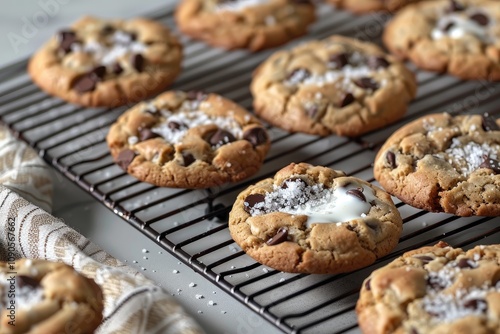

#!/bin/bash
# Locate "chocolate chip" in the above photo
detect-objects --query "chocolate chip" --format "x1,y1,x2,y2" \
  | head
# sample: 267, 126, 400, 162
291, 0, 312, 4
287, 68, 311, 83
414, 255, 433, 264
116, 149, 137, 170
346, 188, 366, 202
354, 77, 379, 91
456, 258, 474, 268
58, 30, 77, 53
73, 74, 97, 93
139, 128, 160, 141
469, 13, 489, 26
266, 227, 288, 246
339, 92, 355, 108
386, 151, 397, 169
329, 53, 349, 69
112, 62, 123, 75
364, 278, 371, 291
72, 66, 106, 93
168, 121, 186, 131
281, 177, 307, 189
243, 194, 265, 214
482, 114, 499, 131
102, 25, 115, 34
443, 22, 456, 32
128, 32, 138, 41
17, 275, 40, 289
480, 155, 500, 174
89, 65, 106, 80
367, 56, 390, 70
448, 0, 465, 12
208, 129, 236, 146
463, 299, 487, 311
182, 152, 195, 167
186, 91, 207, 101
410, 328, 419, 334
243, 127, 268, 147
131, 53, 145, 72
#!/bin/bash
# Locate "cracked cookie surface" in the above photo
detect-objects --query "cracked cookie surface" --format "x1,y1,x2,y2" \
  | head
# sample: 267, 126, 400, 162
228, 163, 403, 274
175, 0, 316, 51
383, 0, 500, 80
29, 16, 182, 107
327, 0, 422, 14
356, 241, 500, 334
106, 91, 270, 189
0, 259, 103, 334
250, 35, 417, 137
374, 112, 500, 216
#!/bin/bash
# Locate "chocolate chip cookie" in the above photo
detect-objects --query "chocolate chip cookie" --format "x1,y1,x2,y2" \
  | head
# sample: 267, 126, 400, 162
250, 35, 417, 137
228, 163, 403, 274
356, 241, 500, 334
327, 0, 421, 14
29, 16, 182, 107
106, 91, 270, 189
174, 0, 316, 51
0, 259, 103, 334
374, 112, 500, 216
383, 0, 500, 80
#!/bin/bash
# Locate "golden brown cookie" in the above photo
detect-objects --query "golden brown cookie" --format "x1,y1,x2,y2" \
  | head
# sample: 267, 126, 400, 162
174, 0, 316, 51
356, 241, 500, 334
228, 163, 403, 274
0, 259, 103, 334
106, 91, 271, 189
250, 35, 417, 137
327, 0, 422, 14
28, 16, 182, 107
374, 112, 500, 216
383, 0, 500, 80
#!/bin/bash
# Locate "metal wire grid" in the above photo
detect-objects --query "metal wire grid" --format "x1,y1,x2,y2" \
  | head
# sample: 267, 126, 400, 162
0, 4, 500, 333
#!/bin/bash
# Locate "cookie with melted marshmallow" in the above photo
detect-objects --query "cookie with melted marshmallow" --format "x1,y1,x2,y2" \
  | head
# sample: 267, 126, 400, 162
0, 259, 103, 334
28, 16, 182, 107
228, 163, 403, 274
383, 0, 500, 80
374, 112, 500, 216
356, 241, 500, 334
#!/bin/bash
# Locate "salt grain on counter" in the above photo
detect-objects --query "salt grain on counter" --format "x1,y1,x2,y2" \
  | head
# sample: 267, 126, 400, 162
173, 270, 179, 274
195, 294, 204, 299
189, 282, 197, 287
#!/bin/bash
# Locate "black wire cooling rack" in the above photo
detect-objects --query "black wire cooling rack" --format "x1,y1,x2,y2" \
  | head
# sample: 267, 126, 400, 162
0, 3, 499, 333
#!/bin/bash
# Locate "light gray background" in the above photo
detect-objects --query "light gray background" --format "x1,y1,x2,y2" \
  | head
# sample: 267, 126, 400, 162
0, 1, 282, 333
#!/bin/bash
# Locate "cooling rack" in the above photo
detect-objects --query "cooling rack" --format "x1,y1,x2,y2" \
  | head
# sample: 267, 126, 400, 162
0, 3, 499, 333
